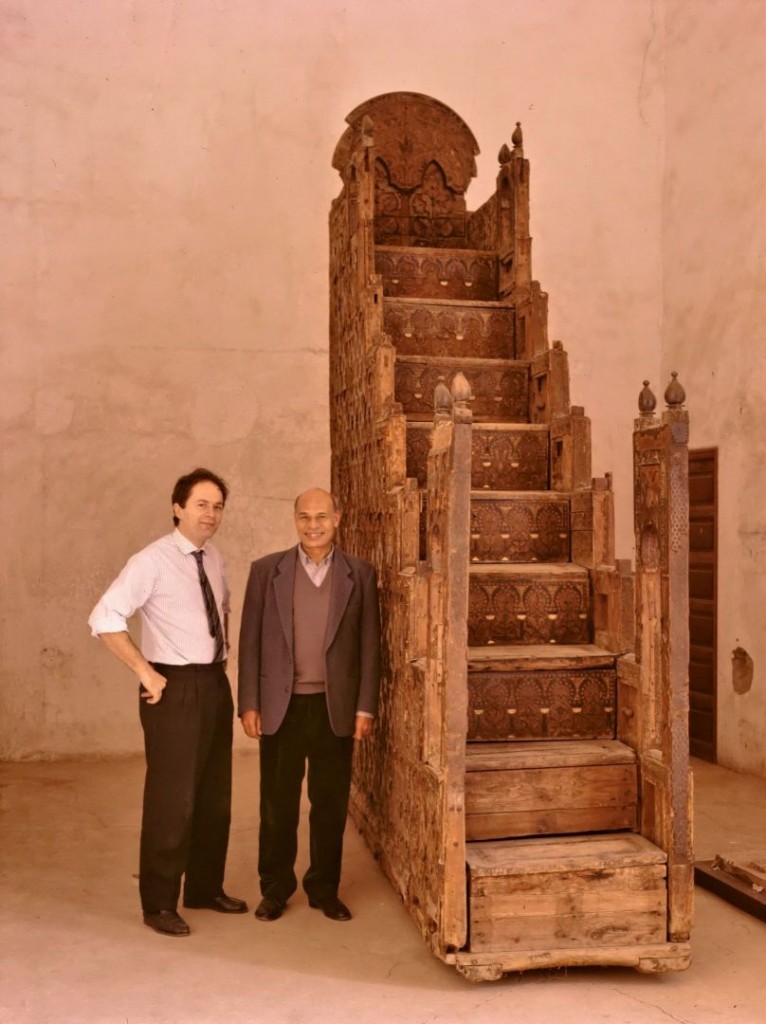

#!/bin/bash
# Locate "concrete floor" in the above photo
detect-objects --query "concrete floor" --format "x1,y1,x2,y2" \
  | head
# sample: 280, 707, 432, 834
1, 752, 765, 1024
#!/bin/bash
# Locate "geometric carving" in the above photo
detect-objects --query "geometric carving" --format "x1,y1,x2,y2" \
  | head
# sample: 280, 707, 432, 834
468, 571, 591, 646
470, 496, 570, 563
406, 424, 549, 491
467, 669, 616, 740
396, 356, 528, 421
376, 246, 498, 301
375, 158, 469, 248
384, 299, 514, 359
471, 427, 548, 490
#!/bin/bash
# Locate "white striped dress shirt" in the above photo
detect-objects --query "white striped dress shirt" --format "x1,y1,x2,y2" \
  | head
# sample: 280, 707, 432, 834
88, 529, 230, 665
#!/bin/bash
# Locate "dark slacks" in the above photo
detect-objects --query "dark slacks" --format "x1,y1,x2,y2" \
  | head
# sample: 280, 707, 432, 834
138, 663, 233, 912
259, 693, 354, 904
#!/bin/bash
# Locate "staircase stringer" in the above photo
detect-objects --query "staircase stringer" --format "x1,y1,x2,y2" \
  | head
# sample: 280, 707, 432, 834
330, 119, 472, 960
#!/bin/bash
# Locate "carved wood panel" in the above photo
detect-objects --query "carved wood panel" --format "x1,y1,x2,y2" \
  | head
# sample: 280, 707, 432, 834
467, 669, 616, 740
396, 357, 528, 421
407, 425, 548, 491
468, 574, 590, 646
470, 497, 570, 563
384, 299, 514, 359
376, 247, 498, 301
471, 428, 548, 490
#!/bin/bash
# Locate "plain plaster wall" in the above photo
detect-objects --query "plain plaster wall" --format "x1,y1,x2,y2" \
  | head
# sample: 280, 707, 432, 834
663, 0, 766, 776
3, 0, 665, 758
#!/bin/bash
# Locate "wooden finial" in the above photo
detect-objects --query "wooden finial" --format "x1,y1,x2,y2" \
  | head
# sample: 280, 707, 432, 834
498, 143, 512, 165
638, 380, 657, 414
664, 371, 686, 408
434, 382, 453, 414
451, 372, 472, 404
512, 122, 523, 148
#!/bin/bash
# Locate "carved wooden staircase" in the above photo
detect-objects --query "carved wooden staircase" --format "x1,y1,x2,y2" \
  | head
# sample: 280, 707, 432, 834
329, 92, 692, 980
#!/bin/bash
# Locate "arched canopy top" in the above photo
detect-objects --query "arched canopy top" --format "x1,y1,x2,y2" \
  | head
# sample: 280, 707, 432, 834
333, 92, 479, 192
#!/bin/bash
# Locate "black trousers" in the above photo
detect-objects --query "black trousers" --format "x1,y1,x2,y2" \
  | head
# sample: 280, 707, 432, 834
138, 663, 233, 912
259, 694, 354, 904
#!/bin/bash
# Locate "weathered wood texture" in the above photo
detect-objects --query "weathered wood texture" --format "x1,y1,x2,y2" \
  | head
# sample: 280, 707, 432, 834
626, 386, 694, 942
466, 834, 667, 953
467, 667, 616, 740
331, 92, 691, 976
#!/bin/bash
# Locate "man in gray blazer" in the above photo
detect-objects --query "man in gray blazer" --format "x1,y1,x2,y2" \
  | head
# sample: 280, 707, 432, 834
238, 488, 380, 922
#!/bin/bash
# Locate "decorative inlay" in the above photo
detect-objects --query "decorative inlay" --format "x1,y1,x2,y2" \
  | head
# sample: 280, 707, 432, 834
471, 428, 548, 490
395, 358, 528, 421
467, 669, 616, 740
468, 574, 590, 646
376, 247, 498, 301
384, 299, 514, 359
470, 497, 570, 562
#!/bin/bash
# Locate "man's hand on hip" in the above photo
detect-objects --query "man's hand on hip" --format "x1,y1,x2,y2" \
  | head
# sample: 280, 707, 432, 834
139, 666, 167, 704
241, 709, 262, 739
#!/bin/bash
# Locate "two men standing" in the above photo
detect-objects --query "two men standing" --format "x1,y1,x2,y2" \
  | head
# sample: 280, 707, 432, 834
90, 474, 380, 935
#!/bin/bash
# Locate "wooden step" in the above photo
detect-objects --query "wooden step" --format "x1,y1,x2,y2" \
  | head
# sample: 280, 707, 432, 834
471, 491, 570, 562
465, 832, 667, 953
468, 563, 591, 646
376, 245, 499, 301
465, 739, 637, 841
407, 422, 548, 490
384, 296, 514, 359
467, 663, 616, 741
396, 356, 529, 422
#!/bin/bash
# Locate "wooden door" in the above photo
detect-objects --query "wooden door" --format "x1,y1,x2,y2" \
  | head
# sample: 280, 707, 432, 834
688, 448, 717, 760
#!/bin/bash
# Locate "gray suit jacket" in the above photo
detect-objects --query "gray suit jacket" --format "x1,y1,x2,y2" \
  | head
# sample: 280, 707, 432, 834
237, 546, 381, 737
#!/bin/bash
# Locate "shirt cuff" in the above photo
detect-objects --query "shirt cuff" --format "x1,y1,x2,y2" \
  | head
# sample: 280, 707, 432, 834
356, 711, 375, 719
88, 613, 129, 637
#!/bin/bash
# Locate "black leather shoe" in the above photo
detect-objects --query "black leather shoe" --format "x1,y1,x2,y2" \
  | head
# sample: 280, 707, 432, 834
254, 897, 285, 921
184, 893, 248, 914
143, 910, 191, 936
308, 896, 352, 921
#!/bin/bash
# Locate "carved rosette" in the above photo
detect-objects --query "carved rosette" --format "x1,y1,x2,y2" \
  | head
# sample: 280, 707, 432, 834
467, 669, 616, 740
471, 428, 549, 490
376, 247, 498, 301
395, 358, 528, 421
470, 497, 570, 562
383, 299, 514, 359
468, 575, 590, 646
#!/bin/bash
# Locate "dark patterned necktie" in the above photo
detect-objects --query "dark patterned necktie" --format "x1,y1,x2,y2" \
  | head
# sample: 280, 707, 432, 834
192, 550, 225, 663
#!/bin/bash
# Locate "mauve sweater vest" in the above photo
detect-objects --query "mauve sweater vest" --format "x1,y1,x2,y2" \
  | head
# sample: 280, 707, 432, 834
292, 559, 333, 693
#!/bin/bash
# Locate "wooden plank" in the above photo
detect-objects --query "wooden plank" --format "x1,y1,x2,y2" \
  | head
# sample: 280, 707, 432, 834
466, 805, 637, 841
472, 863, 666, 897
465, 763, 636, 813
465, 739, 635, 771
466, 833, 667, 876
454, 942, 691, 977
470, 903, 666, 952
468, 643, 616, 672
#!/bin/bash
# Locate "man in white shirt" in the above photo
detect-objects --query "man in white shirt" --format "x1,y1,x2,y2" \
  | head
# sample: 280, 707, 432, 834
89, 468, 246, 936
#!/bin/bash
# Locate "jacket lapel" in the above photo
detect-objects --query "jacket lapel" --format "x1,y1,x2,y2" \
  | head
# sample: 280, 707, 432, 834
273, 547, 297, 656
325, 549, 354, 650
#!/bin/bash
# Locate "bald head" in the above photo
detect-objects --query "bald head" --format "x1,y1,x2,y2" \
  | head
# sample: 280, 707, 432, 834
294, 488, 341, 563
293, 488, 338, 513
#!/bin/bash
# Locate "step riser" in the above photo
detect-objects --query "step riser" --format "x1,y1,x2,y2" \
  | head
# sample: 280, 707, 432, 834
466, 834, 668, 955
396, 361, 529, 421
407, 426, 548, 490
465, 763, 638, 841
468, 669, 616, 741
471, 497, 570, 563
384, 300, 514, 359
468, 576, 591, 646
377, 248, 498, 301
